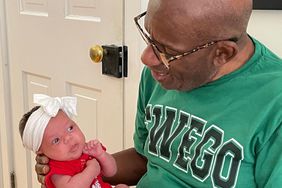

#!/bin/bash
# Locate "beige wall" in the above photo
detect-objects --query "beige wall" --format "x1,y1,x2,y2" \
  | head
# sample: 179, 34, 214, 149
248, 10, 282, 57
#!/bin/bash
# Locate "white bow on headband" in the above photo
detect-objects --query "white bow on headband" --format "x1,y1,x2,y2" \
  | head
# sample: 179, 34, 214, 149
34, 94, 77, 117
22, 94, 77, 152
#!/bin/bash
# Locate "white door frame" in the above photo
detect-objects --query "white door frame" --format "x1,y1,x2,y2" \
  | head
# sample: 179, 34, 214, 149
0, 0, 13, 187
124, 0, 142, 148
123, 0, 148, 148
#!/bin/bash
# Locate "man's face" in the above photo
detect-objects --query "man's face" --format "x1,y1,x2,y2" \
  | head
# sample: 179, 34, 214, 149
141, 6, 218, 91
141, 44, 218, 91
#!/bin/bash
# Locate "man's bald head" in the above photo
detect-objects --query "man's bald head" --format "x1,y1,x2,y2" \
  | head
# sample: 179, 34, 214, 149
146, 0, 253, 44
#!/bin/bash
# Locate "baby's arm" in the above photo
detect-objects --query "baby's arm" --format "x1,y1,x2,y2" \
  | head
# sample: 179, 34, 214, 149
52, 158, 101, 187
83, 139, 117, 177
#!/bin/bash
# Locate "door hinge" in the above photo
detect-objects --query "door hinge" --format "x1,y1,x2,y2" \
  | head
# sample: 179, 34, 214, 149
10, 171, 15, 188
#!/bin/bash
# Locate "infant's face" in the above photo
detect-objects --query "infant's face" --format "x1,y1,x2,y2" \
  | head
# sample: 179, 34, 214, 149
38, 110, 85, 161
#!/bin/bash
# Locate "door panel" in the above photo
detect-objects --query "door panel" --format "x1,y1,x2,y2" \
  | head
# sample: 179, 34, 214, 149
6, 0, 124, 187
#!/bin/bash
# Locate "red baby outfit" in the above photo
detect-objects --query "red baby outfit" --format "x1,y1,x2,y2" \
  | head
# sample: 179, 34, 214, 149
45, 153, 112, 188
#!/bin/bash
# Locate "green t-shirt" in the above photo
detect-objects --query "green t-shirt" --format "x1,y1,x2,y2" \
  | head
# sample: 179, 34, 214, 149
134, 37, 282, 188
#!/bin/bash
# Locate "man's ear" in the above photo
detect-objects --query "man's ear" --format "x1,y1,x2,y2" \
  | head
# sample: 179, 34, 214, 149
213, 41, 239, 66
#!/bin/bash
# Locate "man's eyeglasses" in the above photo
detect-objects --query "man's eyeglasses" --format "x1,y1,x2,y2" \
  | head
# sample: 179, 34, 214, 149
134, 11, 238, 69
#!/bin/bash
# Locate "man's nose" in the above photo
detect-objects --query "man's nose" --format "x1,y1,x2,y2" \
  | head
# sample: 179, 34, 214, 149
141, 45, 162, 67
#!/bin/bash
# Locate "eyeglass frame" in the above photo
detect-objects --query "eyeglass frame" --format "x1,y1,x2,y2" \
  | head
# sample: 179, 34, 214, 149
134, 11, 238, 69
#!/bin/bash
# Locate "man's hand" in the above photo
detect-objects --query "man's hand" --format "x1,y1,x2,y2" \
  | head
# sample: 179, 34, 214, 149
35, 154, 50, 188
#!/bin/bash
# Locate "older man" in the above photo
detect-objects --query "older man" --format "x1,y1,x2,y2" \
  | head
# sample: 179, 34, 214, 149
37, 0, 282, 187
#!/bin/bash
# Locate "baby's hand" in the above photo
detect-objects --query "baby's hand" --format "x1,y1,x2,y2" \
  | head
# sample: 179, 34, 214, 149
86, 158, 101, 176
83, 139, 104, 157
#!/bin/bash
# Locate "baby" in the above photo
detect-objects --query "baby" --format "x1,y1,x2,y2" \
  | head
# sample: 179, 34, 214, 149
19, 94, 128, 188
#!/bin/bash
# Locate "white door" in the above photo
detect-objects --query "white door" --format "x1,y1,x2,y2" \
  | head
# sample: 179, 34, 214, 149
5, 0, 125, 187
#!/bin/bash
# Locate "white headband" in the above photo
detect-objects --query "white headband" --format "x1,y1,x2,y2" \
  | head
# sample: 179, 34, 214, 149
22, 94, 77, 152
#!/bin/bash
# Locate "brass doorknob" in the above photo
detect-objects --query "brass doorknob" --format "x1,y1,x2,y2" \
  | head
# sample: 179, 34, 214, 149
89, 45, 104, 63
